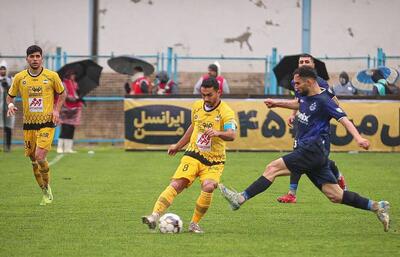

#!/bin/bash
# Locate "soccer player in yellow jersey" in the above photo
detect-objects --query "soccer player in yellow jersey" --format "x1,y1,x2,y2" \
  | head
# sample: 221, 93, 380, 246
7, 45, 66, 205
142, 77, 237, 233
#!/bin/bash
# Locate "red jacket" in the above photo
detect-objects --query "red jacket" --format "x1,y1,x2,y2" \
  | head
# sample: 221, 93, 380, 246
63, 79, 83, 108
130, 77, 151, 95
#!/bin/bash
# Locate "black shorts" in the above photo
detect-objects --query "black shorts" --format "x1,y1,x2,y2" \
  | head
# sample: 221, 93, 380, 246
282, 139, 337, 189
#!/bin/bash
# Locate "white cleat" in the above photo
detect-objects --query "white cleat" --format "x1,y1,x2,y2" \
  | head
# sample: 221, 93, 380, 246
42, 185, 53, 204
375, 201, 390, 232
39, 196, 47, 206
188, 222, 204, 233
142, 214, 158, 230
218, 184, 242, 211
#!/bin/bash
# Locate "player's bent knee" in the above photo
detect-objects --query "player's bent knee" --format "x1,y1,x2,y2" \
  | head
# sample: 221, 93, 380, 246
35, 153, 45, 162
170, 179, 189, 193
263, 163, 278, 177
201, 181, 217, 193
325, 192, 342, 203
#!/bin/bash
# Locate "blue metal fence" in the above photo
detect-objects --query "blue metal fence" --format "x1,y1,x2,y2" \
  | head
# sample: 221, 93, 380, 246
1, 47, 399, 96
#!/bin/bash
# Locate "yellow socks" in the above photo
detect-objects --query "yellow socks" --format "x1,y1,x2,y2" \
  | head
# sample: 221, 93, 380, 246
152, 185, 178, 215
37, 160, 50, 186
32, 161, 45, 189
191, 191, 213, 224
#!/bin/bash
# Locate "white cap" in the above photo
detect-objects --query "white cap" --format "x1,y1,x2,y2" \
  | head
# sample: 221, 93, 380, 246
213, 61, 221, 76
0, 60, 7, 69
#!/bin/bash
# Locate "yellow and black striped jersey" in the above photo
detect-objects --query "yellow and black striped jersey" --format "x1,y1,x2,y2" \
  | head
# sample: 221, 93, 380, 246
185, 100, 236, 165
8, 68, 64, 129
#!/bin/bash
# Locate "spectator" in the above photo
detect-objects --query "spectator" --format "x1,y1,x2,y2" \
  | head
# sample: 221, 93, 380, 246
124, 66, 151, 95
57, 71, 83, 153
332, 71, 357, 96
193, 62, 230, 94
371, 69, 399, 96
153, 71, 178, 95
0, 62, 14, 152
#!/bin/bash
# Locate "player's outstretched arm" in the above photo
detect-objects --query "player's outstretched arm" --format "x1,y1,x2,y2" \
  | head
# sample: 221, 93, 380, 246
264, 98, 299, 110
168, 124, 194, 155
339, 117, 370, 150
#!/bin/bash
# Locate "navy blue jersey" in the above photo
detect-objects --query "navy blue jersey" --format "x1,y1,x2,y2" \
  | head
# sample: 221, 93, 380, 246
295, 89, 346, 150
293, 76, 334, 98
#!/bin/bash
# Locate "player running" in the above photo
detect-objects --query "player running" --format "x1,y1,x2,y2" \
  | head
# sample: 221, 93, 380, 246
219, 66, 390, 232
7, 45, 66, 205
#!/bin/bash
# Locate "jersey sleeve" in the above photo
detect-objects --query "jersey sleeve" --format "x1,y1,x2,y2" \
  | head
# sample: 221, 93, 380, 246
191, 101, 200, 125
222, 106, 237, 131
53, 73, 65, 94
324, 97, 346, 121
8, 74, 19, 97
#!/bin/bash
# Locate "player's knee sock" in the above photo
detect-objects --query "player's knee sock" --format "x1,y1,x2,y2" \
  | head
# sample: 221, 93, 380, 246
191, 191, 213, 223
152, 185, 178, 215
289, 183, 298, 195
289, 172, 300, 195
37, 160, 50, 187
32, 161, 45, 189
243, 176, 272, 201
329, 160, 340, 179
341, 191, 369, 210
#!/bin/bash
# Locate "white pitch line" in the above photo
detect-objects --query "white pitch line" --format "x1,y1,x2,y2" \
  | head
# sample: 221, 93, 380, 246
49, 154, 64, 167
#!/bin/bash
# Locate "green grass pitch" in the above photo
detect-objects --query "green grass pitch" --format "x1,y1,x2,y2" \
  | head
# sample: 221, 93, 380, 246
0, 147, 399, 257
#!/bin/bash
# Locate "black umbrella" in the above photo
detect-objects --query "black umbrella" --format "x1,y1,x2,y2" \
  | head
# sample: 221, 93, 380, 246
57, 59, 103, 97
107, 55, 155, 76
273, 54, 329, 90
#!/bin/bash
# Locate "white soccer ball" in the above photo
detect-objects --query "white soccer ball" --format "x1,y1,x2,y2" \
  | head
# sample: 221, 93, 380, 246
158, 213, 183, 234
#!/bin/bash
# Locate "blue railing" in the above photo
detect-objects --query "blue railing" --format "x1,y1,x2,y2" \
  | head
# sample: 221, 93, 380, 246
1, 47, 398, 96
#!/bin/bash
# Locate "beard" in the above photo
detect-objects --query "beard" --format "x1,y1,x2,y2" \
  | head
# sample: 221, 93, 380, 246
299, 89, 309, 97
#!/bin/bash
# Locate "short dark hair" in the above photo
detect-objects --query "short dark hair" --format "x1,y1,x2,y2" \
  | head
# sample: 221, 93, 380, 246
201, 77, 219, 91
299, 53, 314, 61
134, 66, 143, 72
371, 69, 384, 83
208, 64, 218, 73
26, 45, 42, 56
293, 66, 318, 80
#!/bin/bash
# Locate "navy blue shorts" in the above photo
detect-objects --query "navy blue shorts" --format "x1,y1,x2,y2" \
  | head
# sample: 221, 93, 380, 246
282, 139, 337, 189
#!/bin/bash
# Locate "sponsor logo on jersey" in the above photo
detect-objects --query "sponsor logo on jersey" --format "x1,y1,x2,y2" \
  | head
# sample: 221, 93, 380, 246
297, 112, 310, 124
28, 97, 43, 112
309, 102, 317, 111
202, 122, 213, 129
28, 86, 42, 97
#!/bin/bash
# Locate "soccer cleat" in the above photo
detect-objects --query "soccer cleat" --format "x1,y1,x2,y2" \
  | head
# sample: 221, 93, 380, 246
188, 222, 204, 233
375, 201, 390, 232
39, 196, 47, 206
218, 184, 241, 211
277, 193, 297, 203
43, 185, 53, 204
337, 175, 348, 191
142, 214, 157, 230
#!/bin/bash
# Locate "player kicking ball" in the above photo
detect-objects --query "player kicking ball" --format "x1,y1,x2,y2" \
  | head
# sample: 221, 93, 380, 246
219, 66, 390, 232
142, 78, 237, 233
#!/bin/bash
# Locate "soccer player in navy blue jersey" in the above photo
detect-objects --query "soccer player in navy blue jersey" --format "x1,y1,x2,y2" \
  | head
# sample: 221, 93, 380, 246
220, 66, 390, 232
277, 54, 347, 204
